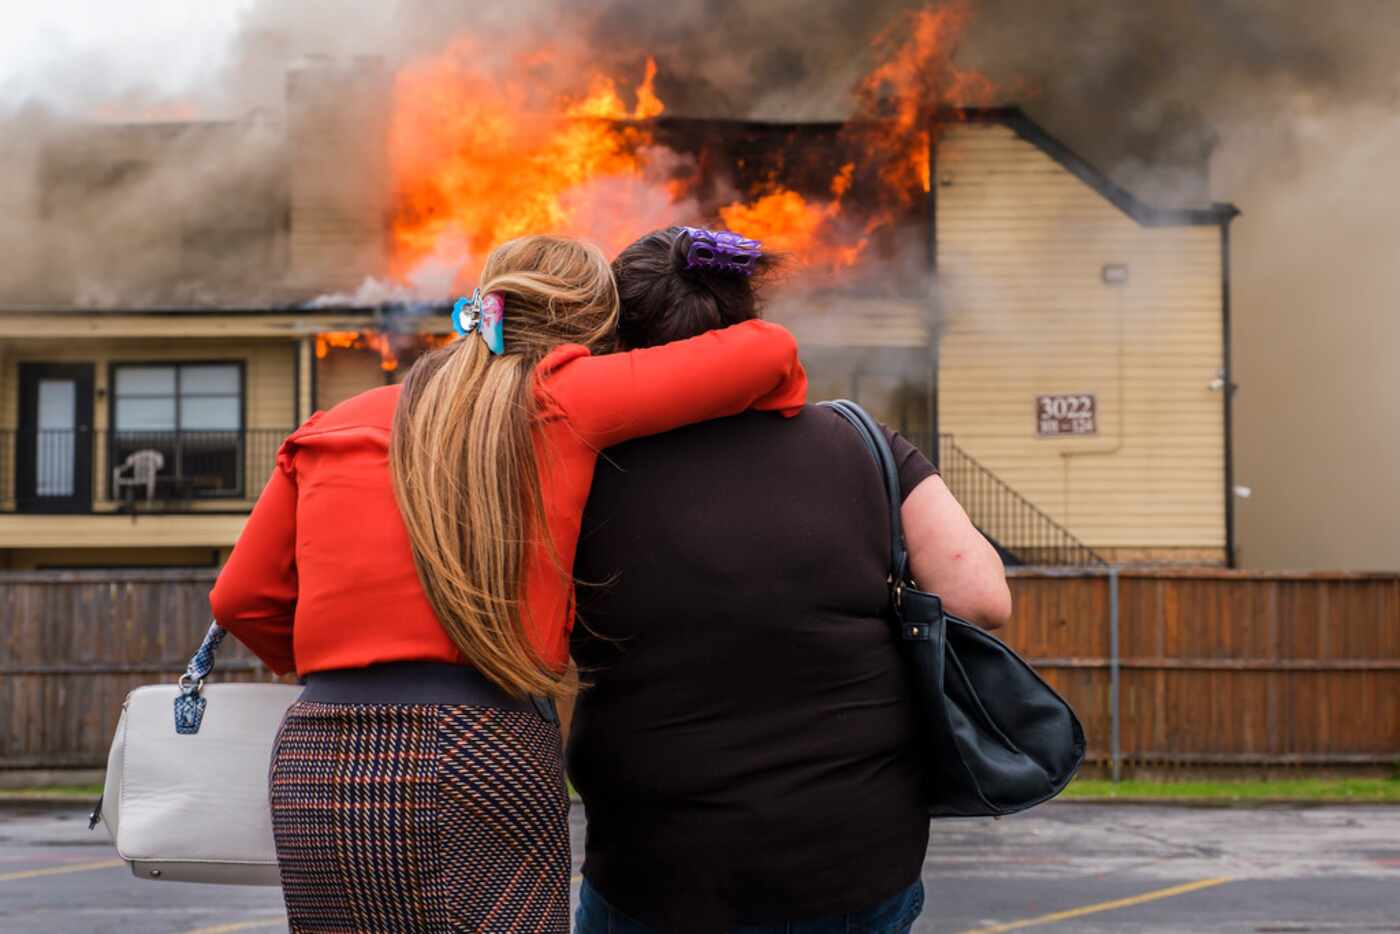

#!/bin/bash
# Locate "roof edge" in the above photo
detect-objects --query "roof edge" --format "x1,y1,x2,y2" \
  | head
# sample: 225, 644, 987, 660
946, 106, 1240, 227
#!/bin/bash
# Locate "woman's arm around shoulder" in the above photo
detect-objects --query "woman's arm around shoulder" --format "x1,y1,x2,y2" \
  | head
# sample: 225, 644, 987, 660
902, 475, 1013, 630
539, 319, 807, 449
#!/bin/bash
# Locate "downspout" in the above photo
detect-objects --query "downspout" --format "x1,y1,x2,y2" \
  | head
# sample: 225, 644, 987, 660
1221, 208, 1240, 568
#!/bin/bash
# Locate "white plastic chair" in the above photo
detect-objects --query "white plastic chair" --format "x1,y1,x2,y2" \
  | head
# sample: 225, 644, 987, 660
113, 449, 165, 504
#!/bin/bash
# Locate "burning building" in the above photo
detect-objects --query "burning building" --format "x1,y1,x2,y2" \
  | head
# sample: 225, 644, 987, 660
0, 16, 1237, 570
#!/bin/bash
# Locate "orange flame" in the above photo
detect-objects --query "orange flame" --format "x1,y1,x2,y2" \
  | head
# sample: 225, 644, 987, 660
633, 57, 664, 120
389, 42, 668, 286
386, 4, 990, 289
719, 164, 867, 271
315, 331, 455, 372
316, 331, 400, 371
852, 2, 992, 197
716, 3, 990, 275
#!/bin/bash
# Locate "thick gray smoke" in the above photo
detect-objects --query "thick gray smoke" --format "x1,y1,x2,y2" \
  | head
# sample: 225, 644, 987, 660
957, 1, 1400, 202
2, 0, 1390, 304
2, 0, 1398, 567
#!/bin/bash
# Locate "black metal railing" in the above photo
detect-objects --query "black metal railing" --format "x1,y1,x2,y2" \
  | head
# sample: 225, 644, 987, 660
933, 434, 1106, 568
0, 429, 292, 513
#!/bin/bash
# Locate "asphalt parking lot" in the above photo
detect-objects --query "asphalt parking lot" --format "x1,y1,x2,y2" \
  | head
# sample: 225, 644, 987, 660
2, 801, 1398, 933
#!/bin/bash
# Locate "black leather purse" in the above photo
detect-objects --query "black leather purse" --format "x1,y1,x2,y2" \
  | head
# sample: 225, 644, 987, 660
821, 400, 1085, 818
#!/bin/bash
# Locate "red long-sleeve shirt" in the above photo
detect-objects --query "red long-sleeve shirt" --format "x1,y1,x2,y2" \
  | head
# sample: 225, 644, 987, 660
209, 320, 807, 676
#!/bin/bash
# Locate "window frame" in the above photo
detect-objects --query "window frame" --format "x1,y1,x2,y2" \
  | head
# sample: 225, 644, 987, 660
107, 360, 248, 500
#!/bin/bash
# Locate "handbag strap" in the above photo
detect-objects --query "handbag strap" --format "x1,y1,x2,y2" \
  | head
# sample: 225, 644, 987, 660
173, 621, 227, 735
818, 400, 910, 586
183, 621, 228, 686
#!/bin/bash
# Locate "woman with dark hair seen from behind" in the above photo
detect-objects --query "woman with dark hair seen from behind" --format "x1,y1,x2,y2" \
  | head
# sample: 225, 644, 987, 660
569, 226, 1011, 934
209, 234, 808, 933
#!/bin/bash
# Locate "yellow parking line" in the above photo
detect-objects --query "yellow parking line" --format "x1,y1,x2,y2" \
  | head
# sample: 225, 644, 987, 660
0, 858, 125, 882
956, 876, 1234, 934
177, 920, 287, 934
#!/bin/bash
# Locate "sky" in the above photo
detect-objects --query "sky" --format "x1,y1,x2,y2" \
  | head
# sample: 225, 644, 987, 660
0, 0, 253, 112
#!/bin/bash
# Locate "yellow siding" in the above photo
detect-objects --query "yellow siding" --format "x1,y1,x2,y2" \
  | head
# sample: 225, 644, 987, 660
0, 340, 14, 432
937, 123, 1225, 552
316, 347, 388, 410
298, 338, 315, 423
0, 514, 248, 549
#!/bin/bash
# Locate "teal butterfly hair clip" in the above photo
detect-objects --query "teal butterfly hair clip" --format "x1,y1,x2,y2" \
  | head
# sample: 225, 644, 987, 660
452, 289, 505, 355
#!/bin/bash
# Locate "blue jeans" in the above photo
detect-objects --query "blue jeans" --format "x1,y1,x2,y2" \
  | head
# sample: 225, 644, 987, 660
574, 878, 925, 933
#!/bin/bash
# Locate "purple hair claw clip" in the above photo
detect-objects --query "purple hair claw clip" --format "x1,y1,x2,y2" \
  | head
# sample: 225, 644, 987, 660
680, 227, 762, 276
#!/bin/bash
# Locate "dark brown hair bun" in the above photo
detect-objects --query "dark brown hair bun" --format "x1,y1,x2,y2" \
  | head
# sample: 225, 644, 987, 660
612, 226, 776, 349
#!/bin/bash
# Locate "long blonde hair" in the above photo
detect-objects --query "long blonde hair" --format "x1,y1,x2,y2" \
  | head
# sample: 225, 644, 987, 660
390, 235, 618, 699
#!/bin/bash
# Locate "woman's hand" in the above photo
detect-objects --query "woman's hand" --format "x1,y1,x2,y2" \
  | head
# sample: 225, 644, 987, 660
901, 475, 1012, 630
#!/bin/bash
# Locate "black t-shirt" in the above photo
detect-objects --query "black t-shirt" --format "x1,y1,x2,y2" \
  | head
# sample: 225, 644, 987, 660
568, 404, 937, 932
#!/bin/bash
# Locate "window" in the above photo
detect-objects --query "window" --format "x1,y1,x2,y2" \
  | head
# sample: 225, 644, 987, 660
36, 379, 77, 496
110, 363, 243, 498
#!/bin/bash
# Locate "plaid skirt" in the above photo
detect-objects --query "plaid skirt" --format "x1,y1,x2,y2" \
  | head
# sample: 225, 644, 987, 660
269, 700, 571, 933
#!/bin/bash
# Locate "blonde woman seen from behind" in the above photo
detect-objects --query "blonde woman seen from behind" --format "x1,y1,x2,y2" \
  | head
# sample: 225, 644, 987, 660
210, 235, 808, 933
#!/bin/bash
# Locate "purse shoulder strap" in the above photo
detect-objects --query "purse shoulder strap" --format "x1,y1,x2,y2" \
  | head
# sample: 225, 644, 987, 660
184, 621, 227, 684
818, 400, 910, 585
172, 622, 226, 735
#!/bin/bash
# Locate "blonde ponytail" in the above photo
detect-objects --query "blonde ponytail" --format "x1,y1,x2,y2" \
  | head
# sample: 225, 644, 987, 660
390, 235, 618, 699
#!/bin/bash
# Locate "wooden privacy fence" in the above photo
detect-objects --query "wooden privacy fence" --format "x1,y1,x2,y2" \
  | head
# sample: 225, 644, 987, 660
0, 569, 273, 770
2, 568, 1399, 773
1006, 568, 1400, 776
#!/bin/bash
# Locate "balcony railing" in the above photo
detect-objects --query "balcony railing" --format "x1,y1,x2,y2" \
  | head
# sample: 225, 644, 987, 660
0, 429, 293, 513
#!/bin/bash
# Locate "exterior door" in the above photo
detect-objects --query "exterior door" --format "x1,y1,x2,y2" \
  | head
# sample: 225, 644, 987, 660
17, 363, 95, 513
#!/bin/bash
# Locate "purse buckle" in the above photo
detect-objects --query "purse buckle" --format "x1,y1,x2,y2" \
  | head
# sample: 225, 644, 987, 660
174, 676, 208, 735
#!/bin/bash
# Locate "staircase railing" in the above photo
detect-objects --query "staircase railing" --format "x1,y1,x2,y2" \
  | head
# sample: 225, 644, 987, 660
919, 433, 1106, 567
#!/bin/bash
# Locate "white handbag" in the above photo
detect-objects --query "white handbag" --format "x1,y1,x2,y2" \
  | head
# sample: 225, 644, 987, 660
92, 622, 302, 885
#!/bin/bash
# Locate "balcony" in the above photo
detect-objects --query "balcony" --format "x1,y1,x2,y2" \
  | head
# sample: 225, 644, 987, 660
0, 428, 292, 514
